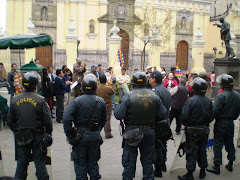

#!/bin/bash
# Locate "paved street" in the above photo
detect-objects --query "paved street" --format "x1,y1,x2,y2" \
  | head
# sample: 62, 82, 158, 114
1, 87, 240, 180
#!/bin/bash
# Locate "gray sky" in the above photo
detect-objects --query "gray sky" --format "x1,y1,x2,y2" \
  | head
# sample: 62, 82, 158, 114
0, 0, 6, 31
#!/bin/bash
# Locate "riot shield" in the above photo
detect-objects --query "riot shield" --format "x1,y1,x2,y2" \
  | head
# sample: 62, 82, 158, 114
170, 132, 186, 173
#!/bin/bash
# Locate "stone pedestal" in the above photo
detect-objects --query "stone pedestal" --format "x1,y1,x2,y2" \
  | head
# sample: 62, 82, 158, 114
191, 27, 206, 74
212, 58, 240, 98
109, 39, 122, 76
66, 39, 78, 72
108, 20, 122, 76
66, 19, 78, 72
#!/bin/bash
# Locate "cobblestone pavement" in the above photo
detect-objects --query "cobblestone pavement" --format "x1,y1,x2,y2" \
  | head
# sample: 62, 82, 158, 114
1, 87, 240, 180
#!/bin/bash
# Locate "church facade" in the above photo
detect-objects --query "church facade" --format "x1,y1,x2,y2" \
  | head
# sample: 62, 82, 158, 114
1, 0, 240, 73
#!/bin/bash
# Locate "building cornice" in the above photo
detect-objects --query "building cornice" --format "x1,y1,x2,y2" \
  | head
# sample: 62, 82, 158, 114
189, 0, 214, 5
69, 0, 86, 3
99, 1, 109, 5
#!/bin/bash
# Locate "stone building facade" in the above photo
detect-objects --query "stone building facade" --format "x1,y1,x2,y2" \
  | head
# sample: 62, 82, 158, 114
1, 0, 240, 74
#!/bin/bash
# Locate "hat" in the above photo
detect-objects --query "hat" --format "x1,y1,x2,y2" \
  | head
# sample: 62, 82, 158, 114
150, 70, 162, 84
161, 71, 166, 75
91, 64, 98, 68
146, 66, 153, 70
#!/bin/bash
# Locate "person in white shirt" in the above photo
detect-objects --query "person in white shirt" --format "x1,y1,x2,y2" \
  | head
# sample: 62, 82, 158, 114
117, 68, 130, 99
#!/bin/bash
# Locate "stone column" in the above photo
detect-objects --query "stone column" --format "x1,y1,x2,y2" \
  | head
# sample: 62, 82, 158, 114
149, 23, 162, 70
191, 26, 206, 74
108, 20, 122, 76
65, 18, 78, 72
57, 0, 65, 49
25, 17, 36, 64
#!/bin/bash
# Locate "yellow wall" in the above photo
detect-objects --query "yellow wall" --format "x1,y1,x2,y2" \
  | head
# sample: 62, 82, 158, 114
4, 0, 239, 69
62, 0, 107, 50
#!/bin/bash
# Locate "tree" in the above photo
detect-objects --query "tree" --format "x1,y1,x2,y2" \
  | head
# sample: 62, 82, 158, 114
119, 7, 181, 70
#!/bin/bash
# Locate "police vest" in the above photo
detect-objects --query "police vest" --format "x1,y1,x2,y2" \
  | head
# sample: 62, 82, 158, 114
11, 91, 45, 132
126, 88, 158, 126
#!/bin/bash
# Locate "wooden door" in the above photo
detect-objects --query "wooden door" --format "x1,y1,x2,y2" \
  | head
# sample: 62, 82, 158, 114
36, 46, 53, 67
118, 30, 129, 69
176, 41, 188, 70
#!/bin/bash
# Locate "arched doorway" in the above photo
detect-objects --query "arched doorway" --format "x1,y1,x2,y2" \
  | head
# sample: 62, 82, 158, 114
36, 34, 53, 67
118, 29, 129, 69
176, 41, 188, 70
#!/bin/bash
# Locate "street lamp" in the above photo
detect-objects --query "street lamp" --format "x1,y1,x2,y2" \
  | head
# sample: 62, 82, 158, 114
77, 40, 80, 58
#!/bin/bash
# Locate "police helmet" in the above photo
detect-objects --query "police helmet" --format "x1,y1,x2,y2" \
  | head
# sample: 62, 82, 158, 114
192, 78, 207, 96
22, 72, 38, 90
221, 74, 234, 90
131, 71, 147, 86
150, 71, 162, 84
82, 74, 97, 94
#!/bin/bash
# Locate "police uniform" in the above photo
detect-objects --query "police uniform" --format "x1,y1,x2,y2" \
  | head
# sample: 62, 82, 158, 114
207, 75, 240, 174
7, 72, 52, 180
63, 75, 106, 180
149, 71, 171, 176
114, 72, 167, 180
179, 78, 212, 180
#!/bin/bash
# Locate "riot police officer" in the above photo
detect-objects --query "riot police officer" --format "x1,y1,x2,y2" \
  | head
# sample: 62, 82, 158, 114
114, 72, 167, 180
63, 74, 106, 180
207, 75, 240, 174
7, 72, 52, 180
149, 70, 171, 177
178, 78, 212, 180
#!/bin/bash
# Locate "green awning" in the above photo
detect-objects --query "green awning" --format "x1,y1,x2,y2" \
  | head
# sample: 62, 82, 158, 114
20, 60, 43, 71
0, 34, 53, 49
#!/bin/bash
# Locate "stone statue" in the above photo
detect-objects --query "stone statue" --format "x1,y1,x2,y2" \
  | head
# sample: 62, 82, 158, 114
90, 23, 94, 33
41, 7, 48, 21
213, 18, 235, 58
144, 24, 149, 37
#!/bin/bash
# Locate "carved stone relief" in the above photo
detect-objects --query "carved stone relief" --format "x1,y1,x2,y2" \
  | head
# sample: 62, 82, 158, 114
115, 3, 127, 20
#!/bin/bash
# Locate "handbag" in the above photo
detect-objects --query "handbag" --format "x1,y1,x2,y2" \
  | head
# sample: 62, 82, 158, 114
123, 128, 144, 146
187, 126, 205, 140
15, 129, 33, 146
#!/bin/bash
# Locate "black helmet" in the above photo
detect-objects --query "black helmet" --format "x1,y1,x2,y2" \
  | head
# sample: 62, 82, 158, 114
150, 71, 162, 84
22, 72, 38, 90
131, 71, 147, 86
82, 74, 97, 94
192, 78, 207, 96
221, 75, 234, 90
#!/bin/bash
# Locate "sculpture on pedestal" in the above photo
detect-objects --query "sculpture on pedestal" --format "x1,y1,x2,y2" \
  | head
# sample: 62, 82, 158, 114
213, 18, 235, 58
90, 23, 95, 33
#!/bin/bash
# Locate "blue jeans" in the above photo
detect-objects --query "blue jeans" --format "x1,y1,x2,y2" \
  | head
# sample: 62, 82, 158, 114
122, 128, 155, 180
111, 93, 116, 109
15, 134, 49, 180
72, 141, 101, 180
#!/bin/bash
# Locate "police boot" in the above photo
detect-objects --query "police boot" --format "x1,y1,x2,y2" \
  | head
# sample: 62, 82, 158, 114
199, 168, 206, 179
178, 171, 194, 180
225, 160, 233, 172
154, 166, 162, 177
207, 165, 220, 175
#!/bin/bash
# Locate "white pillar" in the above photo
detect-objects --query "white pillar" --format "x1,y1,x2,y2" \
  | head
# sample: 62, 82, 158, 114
191, 26, 206, 74
108, 20, 122, 76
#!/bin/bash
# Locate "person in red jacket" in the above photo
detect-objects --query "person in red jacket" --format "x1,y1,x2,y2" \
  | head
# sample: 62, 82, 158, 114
163, 72, 178, 91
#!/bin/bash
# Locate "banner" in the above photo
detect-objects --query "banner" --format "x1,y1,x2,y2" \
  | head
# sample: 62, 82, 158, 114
117, 49, 125, 68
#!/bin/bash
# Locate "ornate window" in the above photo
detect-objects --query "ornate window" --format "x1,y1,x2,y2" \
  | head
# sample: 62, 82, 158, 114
41, 6, 48, 21
181, 17, 187, 29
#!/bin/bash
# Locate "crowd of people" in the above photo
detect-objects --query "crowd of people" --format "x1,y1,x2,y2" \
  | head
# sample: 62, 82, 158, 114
1, 57, 240, 180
